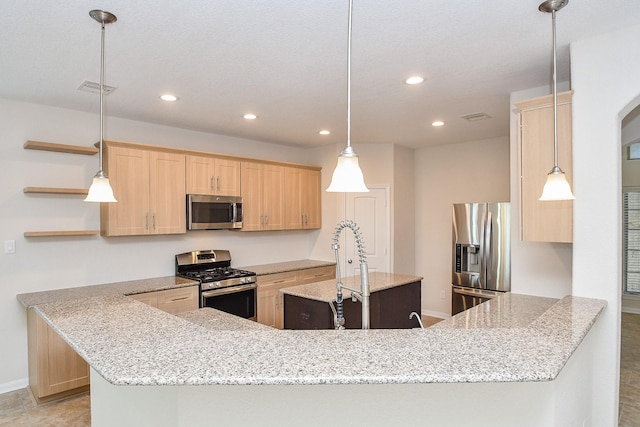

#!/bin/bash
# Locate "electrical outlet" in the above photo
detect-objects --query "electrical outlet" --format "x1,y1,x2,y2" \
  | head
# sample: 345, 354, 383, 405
440, 289, 446, 300
4, 240, 15, 254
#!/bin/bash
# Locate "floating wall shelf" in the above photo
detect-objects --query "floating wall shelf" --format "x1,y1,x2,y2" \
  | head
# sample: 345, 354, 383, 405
24, 187, 89, 195
24, 230, 100, 237
24, 140, 98, 155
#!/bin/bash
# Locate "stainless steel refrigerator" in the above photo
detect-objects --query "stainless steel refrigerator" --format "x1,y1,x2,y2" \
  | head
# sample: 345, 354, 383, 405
451, 202, 510, 315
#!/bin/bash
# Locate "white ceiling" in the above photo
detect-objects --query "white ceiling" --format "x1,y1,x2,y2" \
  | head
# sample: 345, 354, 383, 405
2, 1, 640, 150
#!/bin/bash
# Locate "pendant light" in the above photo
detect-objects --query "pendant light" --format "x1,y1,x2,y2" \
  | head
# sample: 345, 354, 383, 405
326, 0, 369, 193
85, 10, 117, 203
538, 0, 575, 201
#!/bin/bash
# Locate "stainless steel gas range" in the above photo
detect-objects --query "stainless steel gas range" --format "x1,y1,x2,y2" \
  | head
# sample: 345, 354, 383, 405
175, 250, 257, 320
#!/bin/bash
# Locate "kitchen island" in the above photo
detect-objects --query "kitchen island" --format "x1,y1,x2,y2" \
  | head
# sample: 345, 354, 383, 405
282, 272, 421, 329
18, 283, 606, 427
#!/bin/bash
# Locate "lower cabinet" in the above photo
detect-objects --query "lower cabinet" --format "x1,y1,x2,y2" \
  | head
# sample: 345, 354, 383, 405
283, 280, 422, 330
129, 286, 199, 315
27, 308, 90, 404
256, 266, 335, 329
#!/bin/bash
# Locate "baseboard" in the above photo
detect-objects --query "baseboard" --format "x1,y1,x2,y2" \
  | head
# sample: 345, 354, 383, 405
622, 306, 640, 314
422, 309, 450, 319
0, 378, 28, 395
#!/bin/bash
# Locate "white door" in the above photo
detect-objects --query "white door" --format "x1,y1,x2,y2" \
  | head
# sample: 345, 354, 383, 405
343, 186, 391, 277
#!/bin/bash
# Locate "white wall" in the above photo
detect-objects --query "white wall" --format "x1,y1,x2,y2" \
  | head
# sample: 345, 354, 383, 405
0, 98, 329, 391
414, 137, 510, 318
571, 23, 640, 426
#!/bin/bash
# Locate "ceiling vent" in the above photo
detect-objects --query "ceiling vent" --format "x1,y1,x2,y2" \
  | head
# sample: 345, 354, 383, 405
460, 112, 491, 122
77, 80, 117, 95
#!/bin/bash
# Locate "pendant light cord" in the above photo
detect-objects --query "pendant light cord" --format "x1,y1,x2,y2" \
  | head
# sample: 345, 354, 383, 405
99, 21, 106, 173
346, 0, 353, 149
552, 9, 559, 169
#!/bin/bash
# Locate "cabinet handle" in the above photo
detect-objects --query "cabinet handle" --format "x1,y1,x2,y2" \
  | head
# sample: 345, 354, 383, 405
145, 213, 149, 230
153, 213, 156, 230
260, 215, 264, 225
169, 296, 190, 302
211, 176, 215, 191
265, 215, 268, 225
273, 279, 285, 284
217, 176, 220, 191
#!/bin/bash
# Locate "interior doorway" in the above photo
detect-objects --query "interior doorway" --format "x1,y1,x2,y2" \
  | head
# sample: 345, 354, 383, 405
342, 186, 391, 277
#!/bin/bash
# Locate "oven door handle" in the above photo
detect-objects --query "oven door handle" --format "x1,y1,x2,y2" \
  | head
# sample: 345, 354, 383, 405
201, 283, 257, 298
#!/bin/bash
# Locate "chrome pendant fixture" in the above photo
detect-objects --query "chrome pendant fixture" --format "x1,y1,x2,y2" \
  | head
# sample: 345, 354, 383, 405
538, 0, 575, 201
326, 0, 369, 193
85, 10, 117, 203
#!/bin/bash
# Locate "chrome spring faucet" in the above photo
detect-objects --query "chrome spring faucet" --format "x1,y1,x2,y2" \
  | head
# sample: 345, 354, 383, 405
332, 220, 370, 330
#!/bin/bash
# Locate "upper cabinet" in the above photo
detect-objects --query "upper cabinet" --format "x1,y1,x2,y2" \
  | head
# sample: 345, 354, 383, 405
284, 167, 321, 229
185, 155, 241, 196
515, 91, 573, 243
241, 161, 285, 231
101, 144, 186, 236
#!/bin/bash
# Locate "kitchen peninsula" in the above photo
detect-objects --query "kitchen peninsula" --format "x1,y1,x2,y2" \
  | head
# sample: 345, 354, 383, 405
17, 276, 605, 427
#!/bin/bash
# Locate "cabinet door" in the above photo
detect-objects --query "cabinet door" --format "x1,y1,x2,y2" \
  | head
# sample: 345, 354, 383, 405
240, 161, 264, 231
28, 309, 89, 402
257, 287, 280, 328
101, 146, 150, 236
262, 164, 285, 230
149, 151, 186, 235
518, 92, 573, 243
215, 158, 241, 196
186, 155, 215, 195
284, 167, 303, 229
301, 169, 322, 229
256, 271, 298, 328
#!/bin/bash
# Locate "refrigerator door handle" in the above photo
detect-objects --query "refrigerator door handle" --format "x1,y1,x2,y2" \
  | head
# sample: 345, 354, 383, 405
484, 210, 492, 284
452, 286, 499, 299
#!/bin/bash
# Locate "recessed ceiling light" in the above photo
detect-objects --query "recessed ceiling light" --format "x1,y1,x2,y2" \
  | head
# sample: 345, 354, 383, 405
432, 120, 445, 127
243, 113, 258, 120
405, 76, 424, 85
160, 94, 178, 102
318, 130, 331, 135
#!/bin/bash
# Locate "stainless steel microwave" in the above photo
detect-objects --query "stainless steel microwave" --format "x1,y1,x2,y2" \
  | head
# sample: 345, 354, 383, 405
187, 194, 243, 230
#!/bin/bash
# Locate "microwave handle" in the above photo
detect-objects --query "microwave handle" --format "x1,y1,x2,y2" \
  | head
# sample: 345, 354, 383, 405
232, 203, 238, 222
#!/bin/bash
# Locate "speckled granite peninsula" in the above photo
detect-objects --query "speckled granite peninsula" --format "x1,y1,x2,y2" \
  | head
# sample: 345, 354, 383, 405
17, 275, 607, 426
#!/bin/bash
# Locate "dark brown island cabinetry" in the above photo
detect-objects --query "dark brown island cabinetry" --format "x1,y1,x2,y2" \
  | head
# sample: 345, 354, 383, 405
284, 280, 421, 330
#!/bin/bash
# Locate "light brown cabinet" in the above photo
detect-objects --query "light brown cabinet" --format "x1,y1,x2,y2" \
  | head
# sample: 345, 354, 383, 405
516, 91, 573, 243
240, 161, 285, 231
27, 308, 89, 404
129, 286, 199, 315
284, 167, 322, 229
101, 145, 186, 236
256, 265, 335, 329
186, 155, 241, 196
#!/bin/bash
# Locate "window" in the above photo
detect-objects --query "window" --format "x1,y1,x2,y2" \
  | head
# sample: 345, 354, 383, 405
623, 189, 640, 294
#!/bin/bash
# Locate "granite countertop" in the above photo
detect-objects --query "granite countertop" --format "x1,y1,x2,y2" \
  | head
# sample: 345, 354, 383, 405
281, 272, 423, 302
240, 259, 335, 276
176, 308, 272, 331
32, 291, 606, 387
16, 276, 198, 308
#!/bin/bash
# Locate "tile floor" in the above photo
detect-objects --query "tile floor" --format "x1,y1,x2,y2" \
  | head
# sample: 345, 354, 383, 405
0, 388, 90, 426
619, 312, 640, 426
3, 313, 636, 426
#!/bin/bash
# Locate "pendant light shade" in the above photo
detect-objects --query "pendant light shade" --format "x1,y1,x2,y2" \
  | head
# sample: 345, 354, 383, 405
85, 9, 117, 203
538, 0, 574, 201
539, 166, 575, 201
326, 146, 368, 192
326, 0, 369, 193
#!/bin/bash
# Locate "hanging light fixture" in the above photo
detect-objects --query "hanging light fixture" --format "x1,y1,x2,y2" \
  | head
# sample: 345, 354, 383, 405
326, 0, 369, 193
538, 0, 575, 201
85, 10, 117, 203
